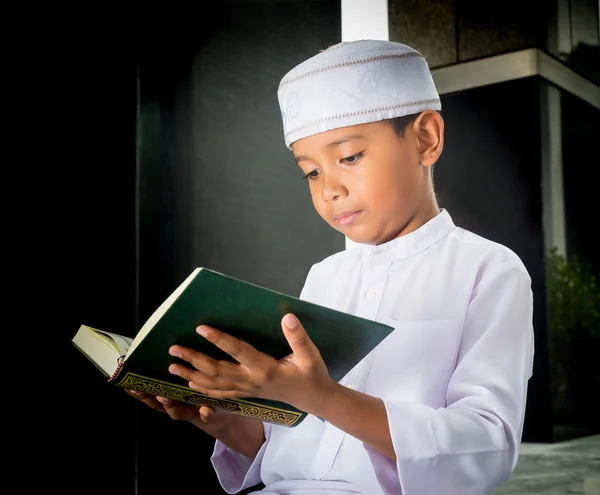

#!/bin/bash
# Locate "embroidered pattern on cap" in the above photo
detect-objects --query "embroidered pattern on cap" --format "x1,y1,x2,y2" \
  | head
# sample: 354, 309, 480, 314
286, 98, 441, 137
279, 51, 424, 89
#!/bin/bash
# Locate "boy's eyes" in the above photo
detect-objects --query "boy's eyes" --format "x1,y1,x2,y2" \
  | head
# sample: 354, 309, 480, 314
340, 152, 364, 165
303, 170, 320, 180
302, 152, 365, 180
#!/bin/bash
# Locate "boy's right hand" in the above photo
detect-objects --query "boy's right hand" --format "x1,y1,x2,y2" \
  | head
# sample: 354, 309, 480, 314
125, 389, 266, 459
125, 390, 230, 432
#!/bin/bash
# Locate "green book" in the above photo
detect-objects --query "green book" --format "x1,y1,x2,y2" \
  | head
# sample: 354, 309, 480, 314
72, 267, 393, 427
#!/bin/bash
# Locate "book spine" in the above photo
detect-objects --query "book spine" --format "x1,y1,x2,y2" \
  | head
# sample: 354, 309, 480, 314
113, 371, 306, 427
108, 356, 125, 383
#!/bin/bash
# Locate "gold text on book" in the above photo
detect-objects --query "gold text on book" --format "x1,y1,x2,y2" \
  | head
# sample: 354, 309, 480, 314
116, 372, 303, 426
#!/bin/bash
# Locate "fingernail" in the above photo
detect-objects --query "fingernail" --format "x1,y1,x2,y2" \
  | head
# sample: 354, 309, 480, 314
169, 347, 181, 358
156, 396, 167, 404
283, 314, 297, 329
188, 381, 198, 390
169, 366, 180, 376
197, 326, 208, 337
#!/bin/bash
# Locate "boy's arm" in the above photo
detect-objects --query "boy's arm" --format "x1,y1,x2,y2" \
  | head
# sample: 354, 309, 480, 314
307, 384, 395, 456
188, 410, 266, 460
130, 391, 268, 493
207, 414, 272, 494
170, 259, 532, 493
127, 391, 266, 459
162, 395, 270, 494
307, 259, 534, 493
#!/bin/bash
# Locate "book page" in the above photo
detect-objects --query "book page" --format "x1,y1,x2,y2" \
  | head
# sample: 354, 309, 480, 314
125, 267, 202, 359
95, 330, 133, 357
72, 325, 125, 376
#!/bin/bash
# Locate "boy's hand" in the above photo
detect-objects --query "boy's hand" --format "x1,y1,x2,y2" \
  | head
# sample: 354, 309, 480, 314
168, 313, 338, 414
124, 390, 230, 431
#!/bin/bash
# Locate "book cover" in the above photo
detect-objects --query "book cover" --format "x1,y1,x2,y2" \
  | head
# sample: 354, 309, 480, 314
73, 268, 394, 427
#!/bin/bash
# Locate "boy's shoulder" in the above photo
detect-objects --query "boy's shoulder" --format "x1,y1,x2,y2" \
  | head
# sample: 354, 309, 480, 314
308, 223, 529, 278
448, 226, 527, 269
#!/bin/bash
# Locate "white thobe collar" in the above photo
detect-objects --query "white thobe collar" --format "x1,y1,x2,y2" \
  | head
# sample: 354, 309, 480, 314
362, 209, 456, 263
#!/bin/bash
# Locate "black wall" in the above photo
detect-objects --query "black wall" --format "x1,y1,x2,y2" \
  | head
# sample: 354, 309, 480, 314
44, 28, 138, 495
436, 77, 553, 442
49, 1, 341, 494
136, 1, 342, 494
562, 90, 600, 274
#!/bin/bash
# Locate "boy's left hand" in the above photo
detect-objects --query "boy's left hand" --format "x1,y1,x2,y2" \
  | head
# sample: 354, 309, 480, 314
168, 313, 338, 414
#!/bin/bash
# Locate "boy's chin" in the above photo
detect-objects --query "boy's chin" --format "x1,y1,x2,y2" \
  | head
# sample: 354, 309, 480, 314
341, 230, 379, 246
330, 220, 387, 245
342, 226, 399, 246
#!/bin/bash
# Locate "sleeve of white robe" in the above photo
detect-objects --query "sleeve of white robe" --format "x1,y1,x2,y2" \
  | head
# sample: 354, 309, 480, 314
210, 268, 317, 493
210, 422, 273, 494
383, 260, 535, 494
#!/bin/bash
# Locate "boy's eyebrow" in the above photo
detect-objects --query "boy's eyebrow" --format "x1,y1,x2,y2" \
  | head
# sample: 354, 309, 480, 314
326, 134, 367, 148
295, 155, 310, 164
294, 134, 367, 163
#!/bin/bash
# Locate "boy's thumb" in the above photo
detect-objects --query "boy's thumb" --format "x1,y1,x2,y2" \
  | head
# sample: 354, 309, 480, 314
199, 406, 215, 422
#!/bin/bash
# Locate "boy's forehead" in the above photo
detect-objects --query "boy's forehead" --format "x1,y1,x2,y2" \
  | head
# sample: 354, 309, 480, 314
291, 122, 381, 155
277, 40, 441, 150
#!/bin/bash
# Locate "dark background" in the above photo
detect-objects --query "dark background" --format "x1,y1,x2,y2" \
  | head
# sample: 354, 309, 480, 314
435, 77, 552, 444
48, 1, 342, 494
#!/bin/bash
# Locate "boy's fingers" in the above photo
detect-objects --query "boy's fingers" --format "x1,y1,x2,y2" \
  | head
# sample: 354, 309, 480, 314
125, 390, 167, 412
281, 314, 320, 365
199, 406, 214, 422
195, 326, 272, 371
168, 362, 242, 393
126, 389, 151, 403
169, 346, 240, 380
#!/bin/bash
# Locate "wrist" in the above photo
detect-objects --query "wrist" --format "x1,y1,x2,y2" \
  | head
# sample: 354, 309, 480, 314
188, 414, 230, 436
303, 379, 344, 419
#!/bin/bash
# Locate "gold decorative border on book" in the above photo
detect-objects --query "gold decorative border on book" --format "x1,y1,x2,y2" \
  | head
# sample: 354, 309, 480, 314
115, 372, 304, 427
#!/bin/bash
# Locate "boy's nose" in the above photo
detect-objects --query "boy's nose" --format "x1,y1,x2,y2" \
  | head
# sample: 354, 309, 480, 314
320, 174, 348, 202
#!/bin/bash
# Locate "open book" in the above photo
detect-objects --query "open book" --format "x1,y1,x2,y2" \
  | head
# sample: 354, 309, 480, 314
72, 267, 393, 427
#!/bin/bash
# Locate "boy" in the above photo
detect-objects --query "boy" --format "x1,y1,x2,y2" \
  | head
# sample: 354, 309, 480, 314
129, 40, 534, 494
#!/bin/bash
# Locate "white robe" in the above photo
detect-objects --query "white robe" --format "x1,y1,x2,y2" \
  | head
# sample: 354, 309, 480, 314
210, 210, 535, 495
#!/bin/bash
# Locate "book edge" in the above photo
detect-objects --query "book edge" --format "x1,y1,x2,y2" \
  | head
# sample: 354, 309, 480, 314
125, 267, 203, 359
201, 268, 394, 330
114, 370, 306, 427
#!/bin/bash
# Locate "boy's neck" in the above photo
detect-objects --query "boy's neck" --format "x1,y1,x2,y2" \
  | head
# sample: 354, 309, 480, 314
383, 198, 440, 246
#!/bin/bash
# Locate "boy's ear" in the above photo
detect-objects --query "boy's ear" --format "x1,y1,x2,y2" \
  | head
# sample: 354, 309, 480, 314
414, 111, 444, 168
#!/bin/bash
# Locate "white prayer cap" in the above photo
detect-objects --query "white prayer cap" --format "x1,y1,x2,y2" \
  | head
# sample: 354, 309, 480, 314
277, 40, 441, 149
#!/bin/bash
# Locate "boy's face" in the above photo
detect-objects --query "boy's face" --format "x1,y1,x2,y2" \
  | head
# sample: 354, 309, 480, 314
292, 113, 441, 245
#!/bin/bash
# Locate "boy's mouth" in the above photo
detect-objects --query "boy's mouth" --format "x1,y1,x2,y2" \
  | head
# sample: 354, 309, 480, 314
333, 210, 363, 226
